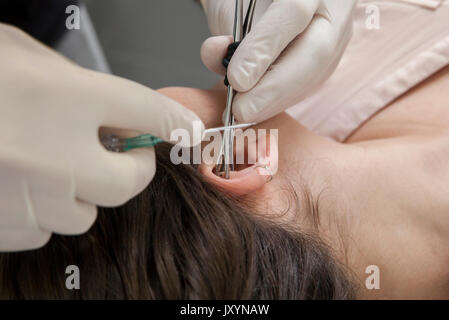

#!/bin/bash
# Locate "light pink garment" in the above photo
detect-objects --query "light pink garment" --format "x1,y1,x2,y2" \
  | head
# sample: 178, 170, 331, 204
287, 0, 449, 141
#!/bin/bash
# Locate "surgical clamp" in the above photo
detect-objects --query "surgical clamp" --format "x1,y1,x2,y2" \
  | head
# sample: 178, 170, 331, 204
214, 0, 258, 179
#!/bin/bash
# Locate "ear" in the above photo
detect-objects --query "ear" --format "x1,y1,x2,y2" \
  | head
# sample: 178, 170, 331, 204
199, 131, 278, 196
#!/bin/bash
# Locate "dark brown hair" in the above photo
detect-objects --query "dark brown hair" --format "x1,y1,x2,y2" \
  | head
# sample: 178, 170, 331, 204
0, 143, 355, 299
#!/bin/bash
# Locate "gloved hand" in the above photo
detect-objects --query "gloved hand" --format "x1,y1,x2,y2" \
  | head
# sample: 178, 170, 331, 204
0, 24, 203, 251
200, 0, 356, 123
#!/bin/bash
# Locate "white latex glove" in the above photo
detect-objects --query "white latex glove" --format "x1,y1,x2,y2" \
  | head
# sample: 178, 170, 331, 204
0, 24, 203, 252
200, 0, 356, 123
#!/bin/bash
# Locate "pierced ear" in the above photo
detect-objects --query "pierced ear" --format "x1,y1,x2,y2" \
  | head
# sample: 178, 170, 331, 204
199, 132, 278, 196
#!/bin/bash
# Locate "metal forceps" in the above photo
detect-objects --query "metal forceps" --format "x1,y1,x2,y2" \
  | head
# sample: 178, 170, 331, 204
214, 0, 257, 179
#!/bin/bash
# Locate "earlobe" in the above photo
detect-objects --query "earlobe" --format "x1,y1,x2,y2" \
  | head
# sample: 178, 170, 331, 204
199, 163, 272, 196
199, 132, 278, 196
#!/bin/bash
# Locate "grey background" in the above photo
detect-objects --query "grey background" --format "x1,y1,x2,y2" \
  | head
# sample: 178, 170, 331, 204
84, 0, 219, 89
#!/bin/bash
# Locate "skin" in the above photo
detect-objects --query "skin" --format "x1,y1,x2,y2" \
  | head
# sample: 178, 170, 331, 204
157, 64, 449, 299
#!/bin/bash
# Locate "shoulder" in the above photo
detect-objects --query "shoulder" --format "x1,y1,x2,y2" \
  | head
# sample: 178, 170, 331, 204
346, 65, 449, 143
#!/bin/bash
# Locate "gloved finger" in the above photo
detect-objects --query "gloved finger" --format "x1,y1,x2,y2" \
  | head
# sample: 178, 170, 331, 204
232, 17, 338, 123
99, 127, 141, 140
91, 71, 204, 147
201, 35, 233, 76
228, 0, 321, 92
36, 198, 97, 235
0, 160, 98, 237
202, 0, 237, 35
76, 147, 156, 207
0, 189, 52, 252
0, 228, 51, 252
